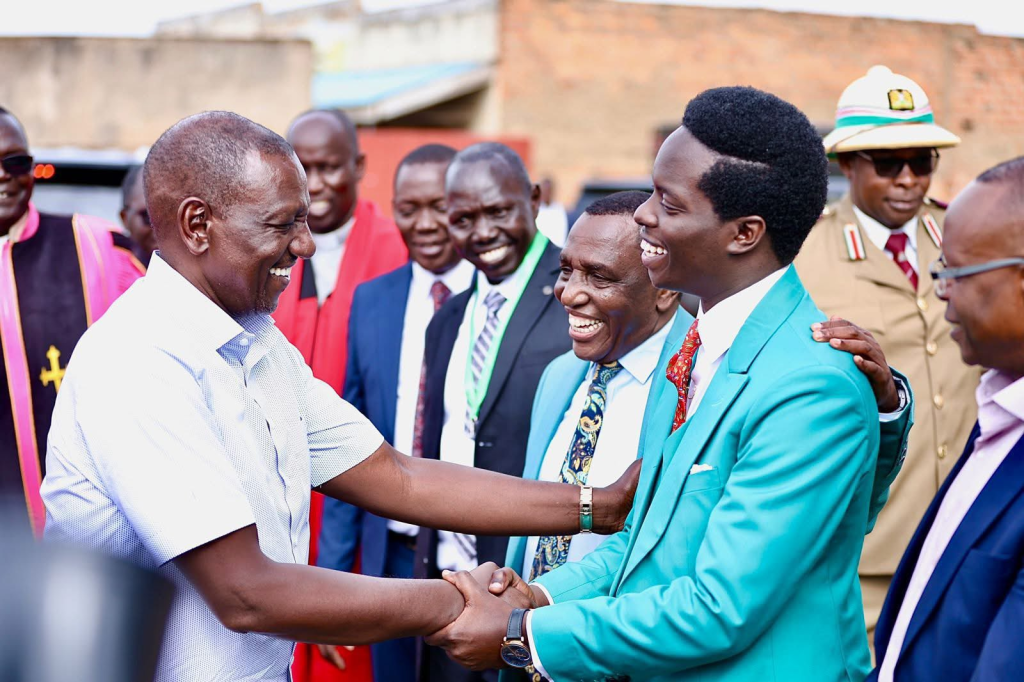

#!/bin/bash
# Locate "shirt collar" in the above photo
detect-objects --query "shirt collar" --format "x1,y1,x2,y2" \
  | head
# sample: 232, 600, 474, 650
696, 266, 790, 366
599, 313, 675, 385
977, 369, 1024, 430
145, 253, 271, 354
410, 259, 476, 298
310, 215, 355, 252
853, 205, 919, 253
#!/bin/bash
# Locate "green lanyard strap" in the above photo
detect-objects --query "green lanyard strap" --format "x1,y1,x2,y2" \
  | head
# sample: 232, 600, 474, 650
463, 233, 549, 432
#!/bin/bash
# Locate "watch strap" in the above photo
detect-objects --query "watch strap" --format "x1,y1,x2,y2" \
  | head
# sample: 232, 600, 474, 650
506, 608, 528, 641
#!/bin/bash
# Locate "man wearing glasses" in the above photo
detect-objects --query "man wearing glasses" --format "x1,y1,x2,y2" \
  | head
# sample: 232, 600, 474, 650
794, 65, 982, 652
870, 156, 1024, 682
0, 106, 143, 537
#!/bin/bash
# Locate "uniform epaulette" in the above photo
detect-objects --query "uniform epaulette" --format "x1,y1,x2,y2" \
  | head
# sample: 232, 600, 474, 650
924, 196, 948, 210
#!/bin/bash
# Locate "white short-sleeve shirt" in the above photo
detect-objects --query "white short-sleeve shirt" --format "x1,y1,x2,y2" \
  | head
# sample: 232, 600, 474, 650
42, 254, 384, 682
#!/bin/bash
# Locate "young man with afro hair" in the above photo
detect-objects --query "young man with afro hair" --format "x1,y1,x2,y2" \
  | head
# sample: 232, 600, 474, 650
427, 86, 911, 682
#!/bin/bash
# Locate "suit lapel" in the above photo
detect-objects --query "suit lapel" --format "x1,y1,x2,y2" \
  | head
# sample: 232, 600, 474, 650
478, 244, 561, 424
900, 433, 1024, 654
617, 268, 805, 586
914, 208, 942, 301
377, 265, 413, 438
829, 197, 917, 294
523, 358, 589, 481
875, 425, 978, 656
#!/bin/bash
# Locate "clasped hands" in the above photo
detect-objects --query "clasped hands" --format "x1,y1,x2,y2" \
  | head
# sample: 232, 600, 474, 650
426, 562, 546, 671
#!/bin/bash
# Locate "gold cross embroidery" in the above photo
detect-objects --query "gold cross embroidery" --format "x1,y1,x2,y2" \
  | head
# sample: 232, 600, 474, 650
39, 345, 66, 393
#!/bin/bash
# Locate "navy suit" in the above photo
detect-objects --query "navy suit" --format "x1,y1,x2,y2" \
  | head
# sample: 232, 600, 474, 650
317, 263, 418, 682
870, 426, 1024, 681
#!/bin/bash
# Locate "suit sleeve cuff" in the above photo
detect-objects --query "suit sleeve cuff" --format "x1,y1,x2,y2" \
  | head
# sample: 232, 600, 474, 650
531, 581, 555, 606
525, 610, 551, 681
879, 374, 910, 423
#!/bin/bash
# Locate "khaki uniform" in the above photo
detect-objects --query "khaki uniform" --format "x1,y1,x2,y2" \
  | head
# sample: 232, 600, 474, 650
794, 194, 981, 649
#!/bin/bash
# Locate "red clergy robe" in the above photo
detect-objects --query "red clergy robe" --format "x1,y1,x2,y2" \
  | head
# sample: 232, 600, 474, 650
0, 204, 144, 536
273, 199, 407, 682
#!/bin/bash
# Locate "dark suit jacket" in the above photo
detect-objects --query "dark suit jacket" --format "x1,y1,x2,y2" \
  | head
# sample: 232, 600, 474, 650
870, 425, 1024, 682
414, 243, 571, 577
316, 263, 412, 578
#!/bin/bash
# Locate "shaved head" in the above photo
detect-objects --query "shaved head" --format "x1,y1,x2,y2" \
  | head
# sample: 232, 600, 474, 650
143, 111, 297, 249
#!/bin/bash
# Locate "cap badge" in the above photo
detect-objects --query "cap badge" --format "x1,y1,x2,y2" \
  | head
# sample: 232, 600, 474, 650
888, 89, 915, 111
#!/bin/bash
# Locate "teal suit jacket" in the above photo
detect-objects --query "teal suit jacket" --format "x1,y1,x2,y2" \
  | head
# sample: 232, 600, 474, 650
526, 268, 906, 682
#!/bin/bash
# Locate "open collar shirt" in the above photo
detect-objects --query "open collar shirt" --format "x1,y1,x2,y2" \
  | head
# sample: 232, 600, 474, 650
42, 254, 383, 682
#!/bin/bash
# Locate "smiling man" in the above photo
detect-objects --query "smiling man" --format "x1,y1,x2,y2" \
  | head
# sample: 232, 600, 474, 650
40, 112, 639, 682
795, 66, 981, 647
0, 106, 143, 537
416, 142, 572, 682
430, 87, 905, 682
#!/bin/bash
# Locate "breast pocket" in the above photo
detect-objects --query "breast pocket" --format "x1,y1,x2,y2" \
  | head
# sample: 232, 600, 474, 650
682, 466, 722, 495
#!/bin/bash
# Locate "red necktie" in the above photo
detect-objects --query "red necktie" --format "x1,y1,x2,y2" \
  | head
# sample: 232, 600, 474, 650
666, 319, 701, 433
884, 232, 918, 290
411, 280, 451, 457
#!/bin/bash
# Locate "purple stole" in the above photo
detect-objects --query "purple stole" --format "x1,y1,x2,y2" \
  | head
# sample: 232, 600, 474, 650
0, 204, 142, 535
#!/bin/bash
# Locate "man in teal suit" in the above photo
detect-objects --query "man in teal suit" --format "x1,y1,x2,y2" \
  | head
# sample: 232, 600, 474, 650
429, 87, 904, 681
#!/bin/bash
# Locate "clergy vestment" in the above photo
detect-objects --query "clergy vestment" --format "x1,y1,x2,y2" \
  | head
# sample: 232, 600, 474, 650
0, 203, 144, 536
271, 198, 407, 682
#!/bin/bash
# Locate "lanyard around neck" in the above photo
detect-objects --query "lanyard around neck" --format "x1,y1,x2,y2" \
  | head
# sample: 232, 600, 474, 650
463, 233, 549, 429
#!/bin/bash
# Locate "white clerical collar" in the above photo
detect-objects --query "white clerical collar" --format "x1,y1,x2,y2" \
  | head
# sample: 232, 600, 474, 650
853, 205, 919, 254
310, 215, 355, 252
604, 312, 676, 385
697, 266, 789, 367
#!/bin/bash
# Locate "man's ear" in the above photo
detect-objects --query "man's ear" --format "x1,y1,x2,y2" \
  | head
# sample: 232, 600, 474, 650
836, 153, 855, 181
353, 152, 367, 185
178, 197, 212, 256
529, 183, 542, 221
726, 215, 767, 256
655, 288, 680, 315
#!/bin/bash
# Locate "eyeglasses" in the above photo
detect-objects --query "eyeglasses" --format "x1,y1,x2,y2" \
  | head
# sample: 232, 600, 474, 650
855, 150, 939, 178
0, 154, 34, 177
929, 256, 1024, 297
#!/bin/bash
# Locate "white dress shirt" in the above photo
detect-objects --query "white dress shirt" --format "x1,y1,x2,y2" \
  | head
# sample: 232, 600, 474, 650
436, 265, 533, 572
309, 215, 355, 304
42, 254, 383, 682
387, 260, 475, 536
878, 370, 1024, 682
520, 321, 672, 576
854, 205, 919, 273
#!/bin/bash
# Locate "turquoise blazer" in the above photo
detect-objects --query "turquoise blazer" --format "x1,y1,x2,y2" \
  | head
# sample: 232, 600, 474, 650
524, 268, 908, 682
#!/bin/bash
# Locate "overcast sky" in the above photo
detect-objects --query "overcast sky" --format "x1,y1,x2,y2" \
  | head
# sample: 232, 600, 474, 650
4, 0, 1023, 37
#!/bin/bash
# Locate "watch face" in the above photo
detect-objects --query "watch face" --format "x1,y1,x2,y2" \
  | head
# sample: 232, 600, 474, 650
500, 642, 533, 668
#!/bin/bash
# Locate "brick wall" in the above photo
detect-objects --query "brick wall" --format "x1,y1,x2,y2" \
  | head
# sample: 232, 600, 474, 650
497, 0, 1024, 208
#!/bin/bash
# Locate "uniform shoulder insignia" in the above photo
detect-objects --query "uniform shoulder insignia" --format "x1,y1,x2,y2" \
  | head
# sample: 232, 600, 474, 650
924, 196, 948, 210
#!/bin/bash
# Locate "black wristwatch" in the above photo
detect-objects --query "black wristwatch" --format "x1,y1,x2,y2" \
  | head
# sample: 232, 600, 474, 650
500, 608, 533, 668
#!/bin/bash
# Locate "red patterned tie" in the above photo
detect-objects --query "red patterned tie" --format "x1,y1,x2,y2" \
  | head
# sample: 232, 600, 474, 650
884, 232, 918, 290
666, 319, 701, 433
411, 280, 451, 457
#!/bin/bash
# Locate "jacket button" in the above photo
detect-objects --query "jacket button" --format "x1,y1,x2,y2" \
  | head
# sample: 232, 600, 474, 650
933, 394, 944, 409
917, 297, 928, 312
938, 443, 948, 459
926, 341, 938, 355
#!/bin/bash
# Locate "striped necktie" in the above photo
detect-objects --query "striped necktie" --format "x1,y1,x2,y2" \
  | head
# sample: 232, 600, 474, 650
529, 361, 624, 580
465, 289, 506, 436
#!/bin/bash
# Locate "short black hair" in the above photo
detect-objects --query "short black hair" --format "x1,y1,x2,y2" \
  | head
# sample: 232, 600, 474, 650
584, 190, 651, 218
682, 86, 828, 264
144, 111, 295, 237
121, 165, 143, 208
447, 142, 532, 196
289, 108, 359, 154
394, 144, 457, 187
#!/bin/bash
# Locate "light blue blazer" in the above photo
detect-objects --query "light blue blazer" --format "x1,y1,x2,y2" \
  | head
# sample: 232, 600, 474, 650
524, 268, 907, 682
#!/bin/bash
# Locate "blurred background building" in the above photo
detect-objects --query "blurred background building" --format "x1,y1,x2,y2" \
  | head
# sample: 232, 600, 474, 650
2, 0, 1023, 220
